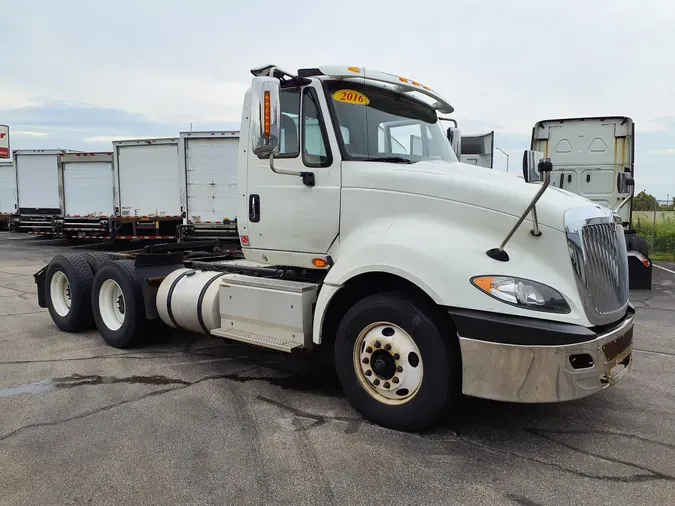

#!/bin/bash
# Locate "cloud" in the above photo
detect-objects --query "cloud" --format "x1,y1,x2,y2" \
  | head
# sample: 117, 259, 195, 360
0, 0, 673, 198
648, 148, 675, 156
83, 136, 132, 143
11, 131, 48, 137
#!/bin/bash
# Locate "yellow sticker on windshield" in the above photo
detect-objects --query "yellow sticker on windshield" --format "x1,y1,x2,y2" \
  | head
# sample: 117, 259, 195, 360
332, 89, 370, 106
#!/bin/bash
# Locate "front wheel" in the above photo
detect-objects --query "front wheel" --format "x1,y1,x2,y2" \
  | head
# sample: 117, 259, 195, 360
334, 292, 460, 432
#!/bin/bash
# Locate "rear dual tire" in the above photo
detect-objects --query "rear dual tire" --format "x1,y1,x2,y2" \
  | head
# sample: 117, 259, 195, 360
45, 254, 95, 332
91, 260, 150, 349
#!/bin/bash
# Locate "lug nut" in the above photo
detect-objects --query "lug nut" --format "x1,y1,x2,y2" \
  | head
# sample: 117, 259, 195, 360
384, 344, 392, 351
393, 353, 400, 360
366, 347, 373, 353
383, 382, 390, 388
362, 357, 369, 364
392, 377, 400, 384
373, 379, 380, 386
396, 366, 403, 373
374, 341, 381, 348
365, 370, 372, 376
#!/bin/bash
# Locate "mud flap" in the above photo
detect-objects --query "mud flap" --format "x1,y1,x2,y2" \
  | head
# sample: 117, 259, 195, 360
628, 251, 652, 290
34, 267, 48, 308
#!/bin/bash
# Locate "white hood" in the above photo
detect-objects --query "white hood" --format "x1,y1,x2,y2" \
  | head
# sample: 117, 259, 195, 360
342, 160, 598, 231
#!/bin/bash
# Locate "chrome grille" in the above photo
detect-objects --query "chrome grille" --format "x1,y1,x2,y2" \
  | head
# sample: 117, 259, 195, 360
579, 223, 629, 315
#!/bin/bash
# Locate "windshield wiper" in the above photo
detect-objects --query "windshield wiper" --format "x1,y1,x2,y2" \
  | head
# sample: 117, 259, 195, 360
365, 156, 414, 164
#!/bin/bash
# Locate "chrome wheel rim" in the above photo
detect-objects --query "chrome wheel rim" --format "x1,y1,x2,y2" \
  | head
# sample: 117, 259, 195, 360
353, 322, 423, 405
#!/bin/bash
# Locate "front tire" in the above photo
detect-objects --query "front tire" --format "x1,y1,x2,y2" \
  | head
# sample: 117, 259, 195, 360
91, 260, 148, 349
334, 292, 460, 432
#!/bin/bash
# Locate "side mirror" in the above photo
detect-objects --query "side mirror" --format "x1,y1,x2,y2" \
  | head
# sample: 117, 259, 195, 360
522, 150, 545, 182
250, 76, 281, 157
447, 127, 462, 157
617, 170, 634, 195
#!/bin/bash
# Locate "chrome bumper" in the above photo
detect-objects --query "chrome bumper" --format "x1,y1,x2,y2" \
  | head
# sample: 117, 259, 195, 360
457, 311, 634, 403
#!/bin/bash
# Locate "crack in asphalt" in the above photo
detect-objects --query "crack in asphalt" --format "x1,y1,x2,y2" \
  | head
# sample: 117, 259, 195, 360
527, 428, 675, 482
0, 367, 262, 442
456, 436, 666, 483
0, 310, 47, 318
504, 494, 545, 506
255, 396, 364, 434
634, 348, 675, 358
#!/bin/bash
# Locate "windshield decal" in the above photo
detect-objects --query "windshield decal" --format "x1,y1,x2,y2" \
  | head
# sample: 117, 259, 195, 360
332, 89, 370, 106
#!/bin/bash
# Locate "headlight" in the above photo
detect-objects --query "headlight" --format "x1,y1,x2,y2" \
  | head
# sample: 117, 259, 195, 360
471, 276, 570, 314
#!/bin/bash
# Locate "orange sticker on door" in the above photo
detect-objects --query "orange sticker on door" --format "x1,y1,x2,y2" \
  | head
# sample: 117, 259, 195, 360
332, 89, 370, 106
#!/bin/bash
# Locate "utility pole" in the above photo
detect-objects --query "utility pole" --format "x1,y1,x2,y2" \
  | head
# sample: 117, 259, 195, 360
495, 147, 509, 173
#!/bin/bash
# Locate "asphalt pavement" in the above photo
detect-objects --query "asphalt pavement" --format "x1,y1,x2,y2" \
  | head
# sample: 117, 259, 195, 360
1, 232, 674, 506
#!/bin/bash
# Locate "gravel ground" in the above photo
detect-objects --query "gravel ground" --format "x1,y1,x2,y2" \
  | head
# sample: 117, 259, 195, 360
1, 232, 674, 506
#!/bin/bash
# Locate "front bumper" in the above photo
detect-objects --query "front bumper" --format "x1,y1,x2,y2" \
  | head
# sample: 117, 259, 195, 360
450, 306, 634, 403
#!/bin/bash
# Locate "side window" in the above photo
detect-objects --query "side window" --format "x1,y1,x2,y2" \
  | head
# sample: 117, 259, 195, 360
302, 88, 332, 167
278, 88, 300, 157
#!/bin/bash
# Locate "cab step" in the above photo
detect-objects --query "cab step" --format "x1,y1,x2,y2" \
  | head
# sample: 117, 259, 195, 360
210, 328, 302, 352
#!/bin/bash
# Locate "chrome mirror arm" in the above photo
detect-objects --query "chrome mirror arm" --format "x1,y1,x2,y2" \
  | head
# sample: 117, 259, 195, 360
487, 159, 553, 261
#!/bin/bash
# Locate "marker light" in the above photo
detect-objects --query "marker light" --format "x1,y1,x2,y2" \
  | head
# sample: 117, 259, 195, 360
471, 276, 570, 314
312, 258, 329, 268
263, 90, 271, 138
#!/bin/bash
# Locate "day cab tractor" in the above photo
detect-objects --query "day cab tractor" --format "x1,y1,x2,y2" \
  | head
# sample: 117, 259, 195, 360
528, 116, 652, 290
35, 65, 635, 432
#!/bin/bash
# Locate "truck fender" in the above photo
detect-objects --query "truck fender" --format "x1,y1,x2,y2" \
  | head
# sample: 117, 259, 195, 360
312, 217, 587, 344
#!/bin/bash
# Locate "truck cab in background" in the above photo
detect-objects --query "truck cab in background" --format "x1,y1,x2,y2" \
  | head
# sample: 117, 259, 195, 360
529, 117, 651, 289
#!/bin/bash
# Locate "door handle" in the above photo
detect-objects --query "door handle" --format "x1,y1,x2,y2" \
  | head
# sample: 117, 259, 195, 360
249, 194, 260, 223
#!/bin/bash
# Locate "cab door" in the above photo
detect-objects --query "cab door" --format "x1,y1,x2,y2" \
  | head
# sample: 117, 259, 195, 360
244, 83, 341, 254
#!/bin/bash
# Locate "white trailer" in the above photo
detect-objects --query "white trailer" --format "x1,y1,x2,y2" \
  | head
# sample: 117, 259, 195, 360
14, 149, 78, 235
57, 152, 115, 241
177, 131, 240, 242
0, 160, 17, 231
112, 138, 183, 241
36, 64, 634, 432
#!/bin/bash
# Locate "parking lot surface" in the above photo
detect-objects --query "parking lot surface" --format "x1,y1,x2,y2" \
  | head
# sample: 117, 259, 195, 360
1, 232, 674, 506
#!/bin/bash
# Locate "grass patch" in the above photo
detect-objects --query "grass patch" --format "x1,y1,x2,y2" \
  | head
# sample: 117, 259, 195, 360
634, 214, 675, 255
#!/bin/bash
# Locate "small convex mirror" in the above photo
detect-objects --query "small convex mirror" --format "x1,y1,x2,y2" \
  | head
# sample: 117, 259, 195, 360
522, 150, 545, 182
617, 171, 634, 195
251, 76, 281, 157
447, 127, 462, 157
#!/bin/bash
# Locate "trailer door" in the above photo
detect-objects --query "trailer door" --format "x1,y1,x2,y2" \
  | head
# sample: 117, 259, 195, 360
17, 154, 60, 210
117, 143, 180, 217
185, 137, 239, 223
0, 163, 17, 213
63, 161, 113, 216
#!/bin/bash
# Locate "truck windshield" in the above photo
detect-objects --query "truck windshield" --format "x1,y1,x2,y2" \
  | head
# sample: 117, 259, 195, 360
323, 80, 458, 164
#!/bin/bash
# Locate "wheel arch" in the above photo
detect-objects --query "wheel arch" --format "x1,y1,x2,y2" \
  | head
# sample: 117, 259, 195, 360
314, 269, 448, 346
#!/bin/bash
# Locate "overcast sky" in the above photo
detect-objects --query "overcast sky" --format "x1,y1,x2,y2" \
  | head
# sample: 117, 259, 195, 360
1, 0, 673, 199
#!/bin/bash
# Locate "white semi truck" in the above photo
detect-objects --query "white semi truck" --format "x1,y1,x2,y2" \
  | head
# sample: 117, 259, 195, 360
35, 65, 634, 432
529, 116, 651, 289
0, 160, 17, 231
